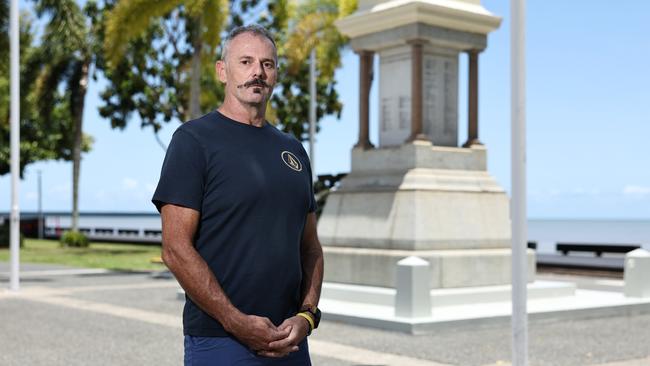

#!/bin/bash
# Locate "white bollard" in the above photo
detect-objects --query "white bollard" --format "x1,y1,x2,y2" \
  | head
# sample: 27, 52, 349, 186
395, 256, 432, 318
624, 249, 650, 298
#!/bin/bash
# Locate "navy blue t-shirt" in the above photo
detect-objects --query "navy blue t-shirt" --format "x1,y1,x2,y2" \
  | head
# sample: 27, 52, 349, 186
152, 111, 316, 337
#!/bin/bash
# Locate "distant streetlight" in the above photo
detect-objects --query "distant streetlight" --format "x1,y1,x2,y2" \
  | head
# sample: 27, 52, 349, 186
10, 0, 21, 291
38, 170, 43, 240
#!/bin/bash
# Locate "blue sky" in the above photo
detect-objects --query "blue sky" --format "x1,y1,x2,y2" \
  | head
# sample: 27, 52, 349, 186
2, 0, 649, 219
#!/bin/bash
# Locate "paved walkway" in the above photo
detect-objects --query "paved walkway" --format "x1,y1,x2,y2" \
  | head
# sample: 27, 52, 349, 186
1, 263, 649, 366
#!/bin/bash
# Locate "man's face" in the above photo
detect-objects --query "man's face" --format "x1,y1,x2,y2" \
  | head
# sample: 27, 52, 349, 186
217, 32, 278, 106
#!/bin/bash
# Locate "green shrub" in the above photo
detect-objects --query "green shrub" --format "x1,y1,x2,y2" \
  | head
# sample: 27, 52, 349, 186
0, 224, 24, 248
60, 230, 90, 248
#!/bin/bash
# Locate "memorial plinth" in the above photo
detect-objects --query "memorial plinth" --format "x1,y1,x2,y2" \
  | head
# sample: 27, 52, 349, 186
319, 0, 536, 292
320, 140, 536, 288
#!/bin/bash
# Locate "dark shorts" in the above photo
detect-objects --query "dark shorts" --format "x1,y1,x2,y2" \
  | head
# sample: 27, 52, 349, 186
184, 336, 312, 366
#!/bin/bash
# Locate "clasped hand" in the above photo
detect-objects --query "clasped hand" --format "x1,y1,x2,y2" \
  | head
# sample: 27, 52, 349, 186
229, 314, 309, 358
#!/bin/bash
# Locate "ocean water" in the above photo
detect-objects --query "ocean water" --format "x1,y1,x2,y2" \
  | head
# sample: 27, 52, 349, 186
528, 219, 650, 254
27, 214, 649, 253
44, 213, 161, 232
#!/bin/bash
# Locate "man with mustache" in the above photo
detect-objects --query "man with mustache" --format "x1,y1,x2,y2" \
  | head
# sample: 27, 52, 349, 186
152, 24, 323, 365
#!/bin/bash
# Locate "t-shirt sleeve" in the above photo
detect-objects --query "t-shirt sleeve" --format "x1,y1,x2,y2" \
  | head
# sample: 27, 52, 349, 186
307, 162, 318, 213
152, 128, 206, 213
299, 145, 318, 213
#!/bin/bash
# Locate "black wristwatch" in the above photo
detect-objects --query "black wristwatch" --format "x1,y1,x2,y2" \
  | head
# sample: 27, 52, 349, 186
300, 305, 321, 330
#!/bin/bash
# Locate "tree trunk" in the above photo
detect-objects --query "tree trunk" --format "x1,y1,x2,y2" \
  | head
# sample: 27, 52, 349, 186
71, 60, 90, 232
189, 19, 202, 120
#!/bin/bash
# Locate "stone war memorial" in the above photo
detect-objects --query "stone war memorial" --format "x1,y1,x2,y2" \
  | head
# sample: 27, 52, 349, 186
317, 0, 650, 334
316, 0, 572, 332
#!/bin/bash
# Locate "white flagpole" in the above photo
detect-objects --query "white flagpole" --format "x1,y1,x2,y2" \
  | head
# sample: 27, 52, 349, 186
10, 0, 21, 292
511, 0, 528, 364
309, 48, 316, 178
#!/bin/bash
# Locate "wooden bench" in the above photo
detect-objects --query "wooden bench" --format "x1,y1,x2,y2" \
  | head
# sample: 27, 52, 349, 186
556, 243, 640, 257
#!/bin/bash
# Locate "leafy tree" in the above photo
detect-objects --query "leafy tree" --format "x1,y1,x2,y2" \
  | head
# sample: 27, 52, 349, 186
103, 0, 228, 122
97, 5, 212, 148
261, 0, 356, 140
0, 1, 86, 177
30, 0, 103, 232
99, 0, 355, 150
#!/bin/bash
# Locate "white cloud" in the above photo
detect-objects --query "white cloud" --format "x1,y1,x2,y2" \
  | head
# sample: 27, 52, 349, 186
623, 185, 650, 196
25, 191, 37, 201
122, 177, 138, 190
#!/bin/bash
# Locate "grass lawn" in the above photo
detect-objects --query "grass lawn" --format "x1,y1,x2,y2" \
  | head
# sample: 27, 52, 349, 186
0, 239, 164, 271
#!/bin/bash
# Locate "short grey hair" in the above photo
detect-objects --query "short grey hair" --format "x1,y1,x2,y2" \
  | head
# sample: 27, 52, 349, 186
221, 24, 277, 62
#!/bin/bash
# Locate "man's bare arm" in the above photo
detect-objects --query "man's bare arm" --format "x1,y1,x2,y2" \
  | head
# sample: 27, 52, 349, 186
262, 212, 324, 357
299, 212, 324, 308
160, 203, 292, 353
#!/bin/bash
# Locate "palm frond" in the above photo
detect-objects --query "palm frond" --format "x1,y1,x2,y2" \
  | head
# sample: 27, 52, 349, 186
104, 0, 183, 67
185, 0, 207, 18
37, 0, 88, 58
34, 58, 73, 122
338, 0, 357, 17
284, 0, 355, 78
202, 0, 229, 49
285, 11, 333, 73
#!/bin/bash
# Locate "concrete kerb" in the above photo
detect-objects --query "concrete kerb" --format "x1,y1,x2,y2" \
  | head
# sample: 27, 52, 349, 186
320, 279, 650, 334
322, 300, 650, 335
482, 356, 650, 366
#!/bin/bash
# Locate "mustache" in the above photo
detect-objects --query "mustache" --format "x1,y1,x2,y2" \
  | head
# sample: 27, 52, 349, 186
237, 78, 269, 88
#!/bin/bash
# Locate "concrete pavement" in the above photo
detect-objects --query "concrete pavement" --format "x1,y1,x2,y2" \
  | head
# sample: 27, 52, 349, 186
1, 263, 649, 366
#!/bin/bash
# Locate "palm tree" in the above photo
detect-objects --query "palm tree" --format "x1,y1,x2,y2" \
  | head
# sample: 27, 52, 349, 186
104, 0, 228, 120
99, 0, 352, 146
1, 1, 69, 176
33, 0, 99, 232
284, 0, 356, 80
263, 0, 355, 139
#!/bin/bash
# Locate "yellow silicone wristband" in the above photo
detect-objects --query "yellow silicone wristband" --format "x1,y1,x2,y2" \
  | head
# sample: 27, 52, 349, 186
297, 312, 315, 332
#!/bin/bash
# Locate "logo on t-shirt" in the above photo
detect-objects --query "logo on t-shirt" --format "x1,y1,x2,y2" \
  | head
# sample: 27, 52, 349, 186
281, 151, 303, 172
